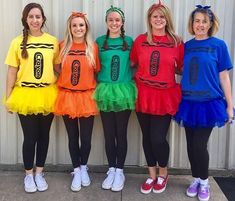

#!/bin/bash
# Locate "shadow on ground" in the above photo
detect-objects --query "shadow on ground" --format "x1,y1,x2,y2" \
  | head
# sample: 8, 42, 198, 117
214, 177, 235, 201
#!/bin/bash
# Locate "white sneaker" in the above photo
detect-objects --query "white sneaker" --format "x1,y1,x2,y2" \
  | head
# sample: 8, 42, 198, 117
35, 173, 48, 192
111, 168, 125, 191
102, 167, 116, 190
80, 165, 91, 187
71, 168, 81, 192
24, 174, 37, 193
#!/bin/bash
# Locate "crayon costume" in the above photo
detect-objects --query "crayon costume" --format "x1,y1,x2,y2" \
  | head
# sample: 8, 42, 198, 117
54, 41, 100, 118
4, 33, 60, 115
175, 37, 233, 128
94, 35, 137, 111
130, 34, 184, 115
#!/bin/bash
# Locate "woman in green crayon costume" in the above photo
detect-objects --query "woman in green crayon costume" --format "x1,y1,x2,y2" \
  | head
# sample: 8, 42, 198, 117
94, 5, 137, 192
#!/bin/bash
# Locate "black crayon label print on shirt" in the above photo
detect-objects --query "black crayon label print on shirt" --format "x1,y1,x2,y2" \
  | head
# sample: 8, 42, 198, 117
34, 52, 44, 79
189, 57, 199, 85
71, 60, 80, 86
111, 55, 120, 81
150, 51, 160, 76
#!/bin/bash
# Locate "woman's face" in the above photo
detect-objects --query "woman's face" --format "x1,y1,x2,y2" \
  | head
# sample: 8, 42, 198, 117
26, 8, 44, 34
71, 17, 87, 41
193, 12, 211, 39
150, 9, 167, 33
106, 11, 123, 35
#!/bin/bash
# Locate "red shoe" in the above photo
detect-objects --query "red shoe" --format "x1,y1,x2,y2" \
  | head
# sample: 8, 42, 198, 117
140, 178, 155, 194
153, 175, 168, 193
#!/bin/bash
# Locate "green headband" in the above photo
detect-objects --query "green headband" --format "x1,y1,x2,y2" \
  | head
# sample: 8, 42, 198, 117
105, 5, 125, 22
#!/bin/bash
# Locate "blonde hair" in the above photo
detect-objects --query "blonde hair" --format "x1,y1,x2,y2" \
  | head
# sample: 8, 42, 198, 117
188, 9, 219, 37
146, 4, 181, 46
60, 14, 95, 67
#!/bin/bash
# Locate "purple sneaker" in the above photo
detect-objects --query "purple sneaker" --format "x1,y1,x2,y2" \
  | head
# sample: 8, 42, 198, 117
198, 185, 210, 201
186, 180, 199, 197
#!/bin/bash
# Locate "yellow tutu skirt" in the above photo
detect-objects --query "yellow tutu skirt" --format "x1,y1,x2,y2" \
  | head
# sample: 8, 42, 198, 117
4, 84, 57, 115
54, 88, 99, 119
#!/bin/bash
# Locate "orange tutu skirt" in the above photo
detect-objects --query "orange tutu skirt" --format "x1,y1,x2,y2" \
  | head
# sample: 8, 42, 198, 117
136, 81, 182, 115
54, 88, 99, 119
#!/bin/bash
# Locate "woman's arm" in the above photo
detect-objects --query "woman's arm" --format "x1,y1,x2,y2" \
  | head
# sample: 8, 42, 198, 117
6, 66, 18, 99
54, 63, 61, 76
219, 70, 234, 123
175, 66, 183, 75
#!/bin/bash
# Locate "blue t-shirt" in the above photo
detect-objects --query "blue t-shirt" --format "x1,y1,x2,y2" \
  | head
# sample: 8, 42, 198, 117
181, 37, 233, 101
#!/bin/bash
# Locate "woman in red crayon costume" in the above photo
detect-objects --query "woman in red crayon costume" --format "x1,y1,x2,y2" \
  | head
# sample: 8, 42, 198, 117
130, 0, 184, 194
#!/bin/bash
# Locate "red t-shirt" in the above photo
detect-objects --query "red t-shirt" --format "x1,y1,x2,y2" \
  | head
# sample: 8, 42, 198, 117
130, 34, 184, 89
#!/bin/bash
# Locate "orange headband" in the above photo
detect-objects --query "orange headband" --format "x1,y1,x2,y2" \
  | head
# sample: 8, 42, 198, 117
71, 12, 86, 18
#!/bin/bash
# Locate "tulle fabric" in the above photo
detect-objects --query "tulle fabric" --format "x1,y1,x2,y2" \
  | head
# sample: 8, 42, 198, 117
54, 88, 99, 119
93, 81, 137, 112
136, 81, 182, 115
4, 84, 57, 115
174, 98, 228, 128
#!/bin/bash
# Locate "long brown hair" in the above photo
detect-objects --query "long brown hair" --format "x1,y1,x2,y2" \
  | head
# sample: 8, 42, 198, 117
21, 3, 46, 59
103, 7, 128, 51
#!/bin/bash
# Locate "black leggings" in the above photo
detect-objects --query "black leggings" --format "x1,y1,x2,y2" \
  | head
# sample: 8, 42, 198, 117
136, 112, 171, 167
18, 113, 54, 170
100, 110, 131, 169
63, 115, 94, 168
185, 127, 213, 179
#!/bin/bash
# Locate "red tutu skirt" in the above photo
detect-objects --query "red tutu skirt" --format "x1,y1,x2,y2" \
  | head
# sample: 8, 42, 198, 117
136, 81, 182, 115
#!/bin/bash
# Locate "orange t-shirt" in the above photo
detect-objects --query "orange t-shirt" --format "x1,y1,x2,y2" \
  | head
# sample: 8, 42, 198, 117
57, 41, 100, 90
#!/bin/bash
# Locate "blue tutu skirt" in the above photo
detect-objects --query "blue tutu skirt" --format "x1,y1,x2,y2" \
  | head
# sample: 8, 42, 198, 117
174, 98, 229, 128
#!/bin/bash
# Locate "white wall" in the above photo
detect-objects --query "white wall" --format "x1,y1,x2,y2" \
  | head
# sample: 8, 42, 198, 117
0, 0, 234, 169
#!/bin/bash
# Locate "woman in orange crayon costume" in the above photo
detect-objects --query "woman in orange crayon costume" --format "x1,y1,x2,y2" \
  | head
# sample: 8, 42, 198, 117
54, 12, 100, 192
4, 3, 60, 193
130, 1, 184, 194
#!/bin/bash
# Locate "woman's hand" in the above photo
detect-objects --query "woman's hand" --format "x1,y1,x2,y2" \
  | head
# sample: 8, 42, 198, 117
227, 107, 234, 124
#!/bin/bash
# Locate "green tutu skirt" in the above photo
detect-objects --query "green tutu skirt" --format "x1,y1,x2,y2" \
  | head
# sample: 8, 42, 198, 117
93, 81, 137, 112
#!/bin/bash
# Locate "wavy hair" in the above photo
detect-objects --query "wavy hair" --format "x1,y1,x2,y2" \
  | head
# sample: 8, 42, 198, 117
188, 7, 219, 36
60, 13, 95, 67
146, 3, 181, 46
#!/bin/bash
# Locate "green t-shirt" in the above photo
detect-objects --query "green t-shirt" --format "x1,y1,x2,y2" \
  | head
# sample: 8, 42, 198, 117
96, 35, 133, 83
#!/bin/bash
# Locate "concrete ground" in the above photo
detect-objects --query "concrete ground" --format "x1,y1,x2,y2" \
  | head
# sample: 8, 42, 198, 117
0, 170, 228, 201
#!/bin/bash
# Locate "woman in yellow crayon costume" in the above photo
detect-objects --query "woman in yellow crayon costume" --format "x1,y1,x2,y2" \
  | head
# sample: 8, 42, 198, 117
4, 3, 60, 193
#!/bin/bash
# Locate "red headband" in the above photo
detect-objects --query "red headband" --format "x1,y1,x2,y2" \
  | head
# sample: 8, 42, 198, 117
149, 0, 166, 14
71, 12, 86, 18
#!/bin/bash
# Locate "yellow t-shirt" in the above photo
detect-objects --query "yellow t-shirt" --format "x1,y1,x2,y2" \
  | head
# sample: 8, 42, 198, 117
5, 33, 60, 87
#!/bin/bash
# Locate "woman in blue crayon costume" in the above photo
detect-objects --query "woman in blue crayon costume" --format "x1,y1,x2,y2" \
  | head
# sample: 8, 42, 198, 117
94, 6, 137, 192
174, 5, 234, 201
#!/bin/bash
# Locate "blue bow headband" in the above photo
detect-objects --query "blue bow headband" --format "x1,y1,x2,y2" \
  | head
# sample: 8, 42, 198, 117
192, 5, 214, 21
195, 5, 211, 9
